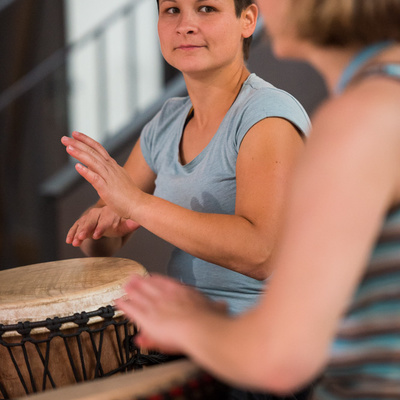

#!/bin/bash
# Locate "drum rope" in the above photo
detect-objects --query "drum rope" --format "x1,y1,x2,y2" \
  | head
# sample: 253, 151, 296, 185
90, 329, 105, 378
0, 306, 225, 399
6, 344, 31, 395
0, 306, 141, 399
39, 341, 56, 390
0, 307, 113, 333
0, 382, 8, 400
29, 340, 57, 391
63, 335, 82, 382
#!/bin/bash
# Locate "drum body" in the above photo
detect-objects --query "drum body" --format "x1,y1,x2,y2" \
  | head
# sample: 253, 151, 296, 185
0, 257, 148, 399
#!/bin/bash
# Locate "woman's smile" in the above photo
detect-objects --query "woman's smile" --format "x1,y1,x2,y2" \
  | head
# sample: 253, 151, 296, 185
176, 44, 206, 50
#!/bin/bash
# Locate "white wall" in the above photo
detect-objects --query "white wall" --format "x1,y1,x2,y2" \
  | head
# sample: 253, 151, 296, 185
64, 0, 163, 142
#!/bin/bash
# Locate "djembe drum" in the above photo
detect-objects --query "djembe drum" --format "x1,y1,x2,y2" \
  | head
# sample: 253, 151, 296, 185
0, 257, 149, 399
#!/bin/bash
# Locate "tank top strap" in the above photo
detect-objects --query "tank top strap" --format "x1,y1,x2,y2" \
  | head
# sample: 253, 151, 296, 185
351, 62, 400, 86
335, 41, 398, 94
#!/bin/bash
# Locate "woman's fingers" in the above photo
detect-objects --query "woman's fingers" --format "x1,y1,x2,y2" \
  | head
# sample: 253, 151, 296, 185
74, 162, 106, 191
71, 131, 111, 160
66, 207, 101, 244
61, 134, 112, 179
134, 332, 181, 354
67, 221, 91, 246
66, 221, 91, 246
62, 133, 136, 220
66, 222, 79, 245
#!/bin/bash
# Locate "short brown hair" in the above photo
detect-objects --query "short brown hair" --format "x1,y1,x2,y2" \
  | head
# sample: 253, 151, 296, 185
233, 0, 255, 60
289, 0, 400, 47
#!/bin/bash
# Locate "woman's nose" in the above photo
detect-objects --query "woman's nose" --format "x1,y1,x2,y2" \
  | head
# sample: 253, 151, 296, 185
176, 11, 198, 35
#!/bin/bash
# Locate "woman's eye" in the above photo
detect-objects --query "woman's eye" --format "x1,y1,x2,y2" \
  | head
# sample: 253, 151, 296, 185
199, 5, 215, 12
166, 7, 180, 14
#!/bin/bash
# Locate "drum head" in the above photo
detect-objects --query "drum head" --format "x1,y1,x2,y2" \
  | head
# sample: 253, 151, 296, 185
0, 257, 148, 325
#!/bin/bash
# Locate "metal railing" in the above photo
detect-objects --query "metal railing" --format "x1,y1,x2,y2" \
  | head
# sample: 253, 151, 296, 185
0, 0, 164, 267
0, 0, 16, 13
0, 0, 159, 132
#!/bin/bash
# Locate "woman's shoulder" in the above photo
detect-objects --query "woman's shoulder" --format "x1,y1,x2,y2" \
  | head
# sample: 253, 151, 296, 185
310, 80, 400, 164
237, 74, 311, 133
317, 78, 400, 133
242, 74, 308, 111
243, 74, 304, 105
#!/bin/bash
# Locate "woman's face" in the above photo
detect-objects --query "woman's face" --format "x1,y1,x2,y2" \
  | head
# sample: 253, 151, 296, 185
157, 0, 257, 76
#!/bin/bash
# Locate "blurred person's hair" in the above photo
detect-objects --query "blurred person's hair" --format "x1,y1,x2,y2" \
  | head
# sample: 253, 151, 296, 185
290, 0, 400, 47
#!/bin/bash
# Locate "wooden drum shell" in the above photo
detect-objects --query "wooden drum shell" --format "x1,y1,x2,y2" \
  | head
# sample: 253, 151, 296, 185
0, 258, 148, 399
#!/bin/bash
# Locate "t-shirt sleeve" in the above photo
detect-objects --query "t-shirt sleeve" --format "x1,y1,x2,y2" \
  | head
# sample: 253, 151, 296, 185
234, 88, 311, 151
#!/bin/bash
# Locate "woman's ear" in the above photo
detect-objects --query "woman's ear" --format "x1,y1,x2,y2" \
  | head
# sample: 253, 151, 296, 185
241, 3, 258, 38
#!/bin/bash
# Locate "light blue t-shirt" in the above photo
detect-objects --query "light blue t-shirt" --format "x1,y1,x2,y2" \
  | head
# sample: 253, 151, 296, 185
141, 73, 311, 314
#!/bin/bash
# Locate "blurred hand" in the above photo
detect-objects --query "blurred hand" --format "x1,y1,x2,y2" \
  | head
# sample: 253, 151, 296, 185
115, 274, 228, 354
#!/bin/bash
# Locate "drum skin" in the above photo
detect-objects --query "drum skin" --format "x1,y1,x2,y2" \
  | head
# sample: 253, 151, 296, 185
0, 257, 148, 399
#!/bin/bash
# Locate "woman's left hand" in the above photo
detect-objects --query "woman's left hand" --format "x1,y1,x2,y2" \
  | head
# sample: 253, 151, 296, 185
61, 131, 142, 220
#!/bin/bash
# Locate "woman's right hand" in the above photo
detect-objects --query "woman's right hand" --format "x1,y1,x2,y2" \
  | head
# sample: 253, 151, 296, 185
66, 204, 140, 248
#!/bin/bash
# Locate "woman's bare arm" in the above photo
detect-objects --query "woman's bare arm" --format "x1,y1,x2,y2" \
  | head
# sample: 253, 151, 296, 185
117, 81, 400, 393
63, 118, 303, 279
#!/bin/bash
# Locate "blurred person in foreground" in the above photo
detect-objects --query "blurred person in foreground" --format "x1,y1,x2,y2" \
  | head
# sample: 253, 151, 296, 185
116, 0, 400, 398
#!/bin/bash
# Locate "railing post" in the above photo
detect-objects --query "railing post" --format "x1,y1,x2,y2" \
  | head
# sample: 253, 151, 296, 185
95, 31, 109, 141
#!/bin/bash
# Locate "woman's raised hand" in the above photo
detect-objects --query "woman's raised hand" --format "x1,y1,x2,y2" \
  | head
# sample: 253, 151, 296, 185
61, 131, 144, 221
